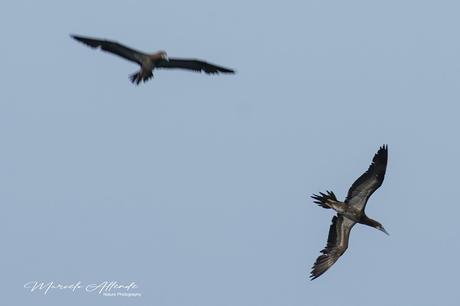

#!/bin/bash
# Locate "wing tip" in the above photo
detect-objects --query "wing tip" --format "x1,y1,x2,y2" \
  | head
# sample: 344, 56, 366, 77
70, 34, 82, 41
70, 34, 104, 49
375, 144, 388, 163
203, 62, 235, 74
205, 67, 235, 74
71, 34, 91, 45
309, 255, 329, 280
220, 68, 236, 74
70, 34, 87, 40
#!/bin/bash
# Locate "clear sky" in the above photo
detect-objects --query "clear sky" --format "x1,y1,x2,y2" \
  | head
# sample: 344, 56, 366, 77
1, 0, 459, 305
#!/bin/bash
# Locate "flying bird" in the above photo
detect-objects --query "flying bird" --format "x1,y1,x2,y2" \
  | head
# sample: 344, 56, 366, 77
310, 145, 389, 280
71, 34, 235, 84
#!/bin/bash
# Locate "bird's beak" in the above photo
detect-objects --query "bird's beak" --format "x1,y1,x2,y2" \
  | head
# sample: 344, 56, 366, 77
380, 227, 390, 236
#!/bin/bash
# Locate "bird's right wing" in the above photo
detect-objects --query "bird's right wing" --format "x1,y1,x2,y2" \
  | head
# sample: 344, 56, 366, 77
310, 215, 355, 280
345, 145, 388, 211
155, 58, 235, 74
71, 35, 145, 65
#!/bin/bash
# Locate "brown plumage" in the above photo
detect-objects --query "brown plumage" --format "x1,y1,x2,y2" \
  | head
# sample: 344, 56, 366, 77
310, 145, 389, 280
71, 34, 235, 85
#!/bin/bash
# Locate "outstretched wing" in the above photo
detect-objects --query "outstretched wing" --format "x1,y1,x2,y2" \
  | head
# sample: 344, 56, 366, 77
155, 58, 235, 74
310, 215, 355, 280
71, 34, 145, 65
345, 145, 388, 211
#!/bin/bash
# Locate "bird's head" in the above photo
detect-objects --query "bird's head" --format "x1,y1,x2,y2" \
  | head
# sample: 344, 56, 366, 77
376, 223, 390, 236
159, 50, 168, 60
365, 217, 390, 236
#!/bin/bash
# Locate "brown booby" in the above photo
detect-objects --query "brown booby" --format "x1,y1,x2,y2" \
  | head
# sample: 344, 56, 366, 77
71, 34, 235, 84
310, 145, 389, 280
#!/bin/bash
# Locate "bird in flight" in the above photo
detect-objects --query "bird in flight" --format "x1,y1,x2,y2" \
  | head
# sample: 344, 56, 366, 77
310, 145, 389, 280
71, 34, 235, 85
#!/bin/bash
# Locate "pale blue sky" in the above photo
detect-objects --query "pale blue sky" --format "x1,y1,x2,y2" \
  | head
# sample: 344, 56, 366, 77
1, 0, 460, 305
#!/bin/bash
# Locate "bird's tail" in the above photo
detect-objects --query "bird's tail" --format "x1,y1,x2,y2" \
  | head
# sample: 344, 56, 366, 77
311, 191, 337, 209
129, 70, 153, 85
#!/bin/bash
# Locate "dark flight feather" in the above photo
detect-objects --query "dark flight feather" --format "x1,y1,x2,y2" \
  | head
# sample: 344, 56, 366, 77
345, 145, 388, 211
71, 35, 144, 65
310, 215, 355, 280
155, 58, 235, 74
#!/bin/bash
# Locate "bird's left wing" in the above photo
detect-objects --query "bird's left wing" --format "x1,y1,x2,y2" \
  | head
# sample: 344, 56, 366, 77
310, 215, 356, 280
155, 58, 235, 74
345, 145, 388, 211
71, 35, 145, 65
